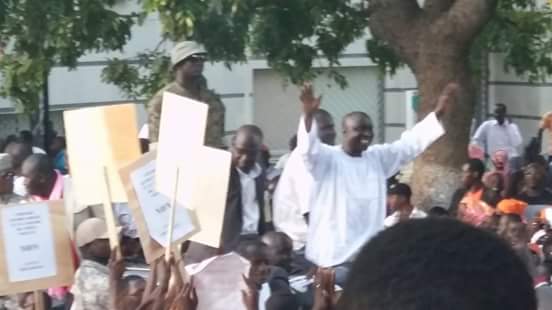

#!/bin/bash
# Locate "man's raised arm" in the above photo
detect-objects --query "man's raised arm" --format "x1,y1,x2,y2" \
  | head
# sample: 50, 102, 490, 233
371, 83, 459, 178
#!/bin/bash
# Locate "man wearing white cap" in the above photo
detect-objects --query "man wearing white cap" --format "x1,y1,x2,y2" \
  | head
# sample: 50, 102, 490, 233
147, 40, 226, 147
70, 218, 115, 310
0, 153, 22, 205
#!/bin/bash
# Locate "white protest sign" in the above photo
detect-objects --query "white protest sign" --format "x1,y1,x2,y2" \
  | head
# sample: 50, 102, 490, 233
0, 201, 74, 295
130, 159, 195, 247
2, 204, 56, 282
186, 253, 250, 310
155, 92, 208, 200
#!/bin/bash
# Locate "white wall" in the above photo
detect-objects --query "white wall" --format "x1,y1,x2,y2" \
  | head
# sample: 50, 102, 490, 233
2, 1, 551, 154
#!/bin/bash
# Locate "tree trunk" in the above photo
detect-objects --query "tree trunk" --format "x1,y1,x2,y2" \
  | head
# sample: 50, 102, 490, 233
368, 0, 497, 209
410, 53, 475, 209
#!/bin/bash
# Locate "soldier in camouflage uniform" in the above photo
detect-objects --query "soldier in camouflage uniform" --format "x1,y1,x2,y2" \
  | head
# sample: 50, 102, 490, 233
148, 41, 225, 148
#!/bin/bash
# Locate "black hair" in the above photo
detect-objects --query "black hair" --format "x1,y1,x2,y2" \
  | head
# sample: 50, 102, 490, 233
428, 206, 449, 217
239, 124, 264, 140
24, 154, 55, 178
338, 218, 536, 310
1, 134, 17, 152
19, 130, 33, 144
466, 158, 486, 179
496, 103, 507, 111
232, 125, 264, 146
342, 111, 372, 128
313, 109, 332, 122
236, 238, 268, 261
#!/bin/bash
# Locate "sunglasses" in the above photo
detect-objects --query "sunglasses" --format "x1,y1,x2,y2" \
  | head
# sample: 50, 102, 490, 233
186, 54, 207, 62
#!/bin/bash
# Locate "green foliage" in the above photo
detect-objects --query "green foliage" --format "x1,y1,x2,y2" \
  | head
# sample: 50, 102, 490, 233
102, 0, 369, 98
0, 0, 137, 111
101, 51, 171, 99
472, 0, 552, 81
100, 0, 552, 99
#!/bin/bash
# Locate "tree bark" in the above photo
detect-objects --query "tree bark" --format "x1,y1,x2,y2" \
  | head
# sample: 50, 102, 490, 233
368, 0, 498, 209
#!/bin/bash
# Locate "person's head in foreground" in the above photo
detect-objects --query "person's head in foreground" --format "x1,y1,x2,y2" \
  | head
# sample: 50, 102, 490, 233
338, 218, 536, 310
21, 154, 57, 198
76, 218, 112, 265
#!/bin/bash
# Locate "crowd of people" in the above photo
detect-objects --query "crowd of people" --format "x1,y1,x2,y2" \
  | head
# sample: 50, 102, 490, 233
0, 41, 551, 310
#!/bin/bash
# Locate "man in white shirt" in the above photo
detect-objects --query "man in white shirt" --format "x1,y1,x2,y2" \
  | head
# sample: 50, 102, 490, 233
297, 82, 457, 270
273, 109, 336, 251
471, 103, 522, 158
384, 183, 427, 228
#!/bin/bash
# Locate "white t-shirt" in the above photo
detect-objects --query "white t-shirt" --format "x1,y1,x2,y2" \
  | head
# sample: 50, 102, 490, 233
297, 112, 444, 267
384, 208, 427, 228
471, 119, 522, 157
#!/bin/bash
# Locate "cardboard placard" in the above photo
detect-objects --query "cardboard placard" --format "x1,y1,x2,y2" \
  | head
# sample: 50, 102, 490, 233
155, 92, 208, 200
119, 152, 197, 263
64, 104, 141, 206
185, 147, 231, 248
0, 201, 74, 295
186, 253, 250, 310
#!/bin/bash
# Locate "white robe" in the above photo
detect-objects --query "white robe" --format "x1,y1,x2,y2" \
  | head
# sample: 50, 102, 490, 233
297, 112, 445, 267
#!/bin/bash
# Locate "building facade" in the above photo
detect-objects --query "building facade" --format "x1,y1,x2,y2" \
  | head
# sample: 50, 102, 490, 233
0, 1, 550, 156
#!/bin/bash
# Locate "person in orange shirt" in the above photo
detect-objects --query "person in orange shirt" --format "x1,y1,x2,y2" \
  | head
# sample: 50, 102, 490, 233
450, 159, 495, 226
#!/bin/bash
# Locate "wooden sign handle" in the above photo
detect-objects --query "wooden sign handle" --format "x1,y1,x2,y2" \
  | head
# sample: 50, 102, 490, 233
102, 166, 121, 256
165, 168, 180, 260
34, 291, 45, 310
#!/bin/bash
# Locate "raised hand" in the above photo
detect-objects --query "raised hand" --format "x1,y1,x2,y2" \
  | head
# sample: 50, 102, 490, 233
169, 282, 198, 310
312, 268, 337, 310
434, 82, 459, 119
300, 83, 322, 132
241, 273, 259, 310
109, 246, 127, 310
300, 83, 322, 116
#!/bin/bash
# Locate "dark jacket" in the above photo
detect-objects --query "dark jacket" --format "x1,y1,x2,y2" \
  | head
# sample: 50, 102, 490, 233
183, 166, 267, 264
220, 167, 267, 252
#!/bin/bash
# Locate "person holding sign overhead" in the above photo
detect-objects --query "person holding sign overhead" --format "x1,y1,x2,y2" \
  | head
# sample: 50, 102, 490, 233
148, 41, 226, 148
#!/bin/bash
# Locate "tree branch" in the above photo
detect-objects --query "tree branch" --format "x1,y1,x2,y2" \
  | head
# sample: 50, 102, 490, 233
445, 0, 498, 45
368, 0, 422, 67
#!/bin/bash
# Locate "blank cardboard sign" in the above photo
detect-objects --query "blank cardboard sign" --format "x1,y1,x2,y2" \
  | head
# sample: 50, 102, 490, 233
155, 92, 208, 200
64, 104, 141, 206
0, 201, 74, 295
185, 146, 231, 248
